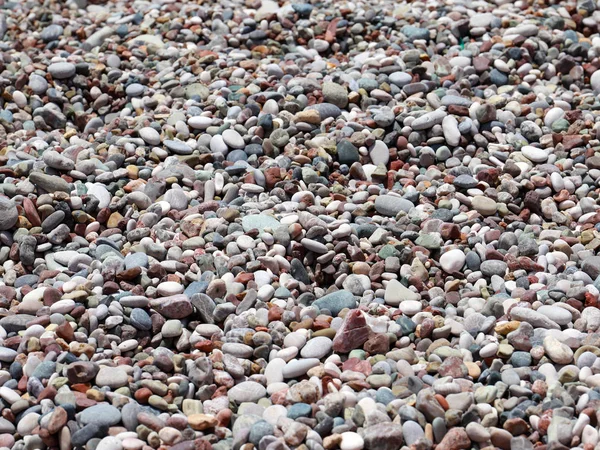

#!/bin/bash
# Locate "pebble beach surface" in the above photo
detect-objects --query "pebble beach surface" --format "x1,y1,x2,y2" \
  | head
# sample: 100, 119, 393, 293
3, 0, 600, 449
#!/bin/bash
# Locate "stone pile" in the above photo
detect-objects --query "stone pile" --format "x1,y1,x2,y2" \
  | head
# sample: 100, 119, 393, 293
1, 0, 600, 449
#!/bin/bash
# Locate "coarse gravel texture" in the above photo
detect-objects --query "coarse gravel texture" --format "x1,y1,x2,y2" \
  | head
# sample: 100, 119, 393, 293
2, 0, 600, 450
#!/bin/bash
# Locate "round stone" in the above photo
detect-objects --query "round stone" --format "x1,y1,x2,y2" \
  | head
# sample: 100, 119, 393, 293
439, 249, 466, 273
471, 196, 497, 216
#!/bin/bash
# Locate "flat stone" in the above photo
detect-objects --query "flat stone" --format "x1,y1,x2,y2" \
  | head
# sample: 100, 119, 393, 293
384, 279, 419, 306
0, 315, 34, 333
95, 366, 129, 389
222, 129, 245, 148
402, 421, 423, 446
139, 127, 161, 145
510, 307, 560, 330
521, 146, 548, 163
48, 62, 76, 79
411, 110, 446, 130
79, 404, 121, 427
164, 140, 192, 155
228, 381, 266, 403
306, 103, 342, 119
536, 305, 572, 326
480, 260, 507, 277
300, 336, 333, 359
388, 72, 412, 87
241, 214, 281, 232
375, 195, 413, 216
29, 171, 70, 193
313, 290, 357, 315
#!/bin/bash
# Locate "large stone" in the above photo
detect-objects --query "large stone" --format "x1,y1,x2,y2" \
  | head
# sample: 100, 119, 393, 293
332, 309, 370, 353
66, 362, 100, 384
582, 307, 600, 331
139, 127, 161, 145
184, 83, 209, 100
86, 183, 111, 209
228, 381, 266, 403
79, 405, 121, 427
437, 427, 470, 450
41, 24, 63, 42
337, 140, 360, 165
521, 146, 548, 163
388, 72, 412, 87
411, 110, 446, 130
582, 256, 600, 279
470, 13, 494, 28
0, 315, 34, 333
126, 34, 165, 48
305, 103, 342, 119
442, 115, 461, 147
416, 390, 445, 421
43, 150, 74, 171
401, 421, 424, 447
439, 249, 466, 272
29, 171, 70, 193
300, 336, 333, 359
0, 348, 18, 362
0, 198, 18, 231
282, 359, 320, 378
48, 62, 76, 79
384, 279, 419, 306
363, 423, 404, 450
536, 305, 572, 326
543, 336, 573, 364
375, 195, 413, 216
472, 196, 497, 215
369, 140, 389, 166
510, 307, 560, 330
83, 26, 115, 50
241, 214, 281, 232
222, 129, 245, 149
150, 295, 193, 319
480, 260, 507, 277
95, 366, 129, 389
322, 82, 348, 108
313, 290, 357, 315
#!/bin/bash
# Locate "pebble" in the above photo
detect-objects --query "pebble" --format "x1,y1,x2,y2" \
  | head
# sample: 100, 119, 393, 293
47, 62, 76, 79
139, 127, 161, 146
374, 195, 413, 216
521, 145, 549, 163
340, 432, 364, 450
471, 196, 497, 216
300, 336, 333, 359
439, 249, 466, 273
0, 198, 18, 231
